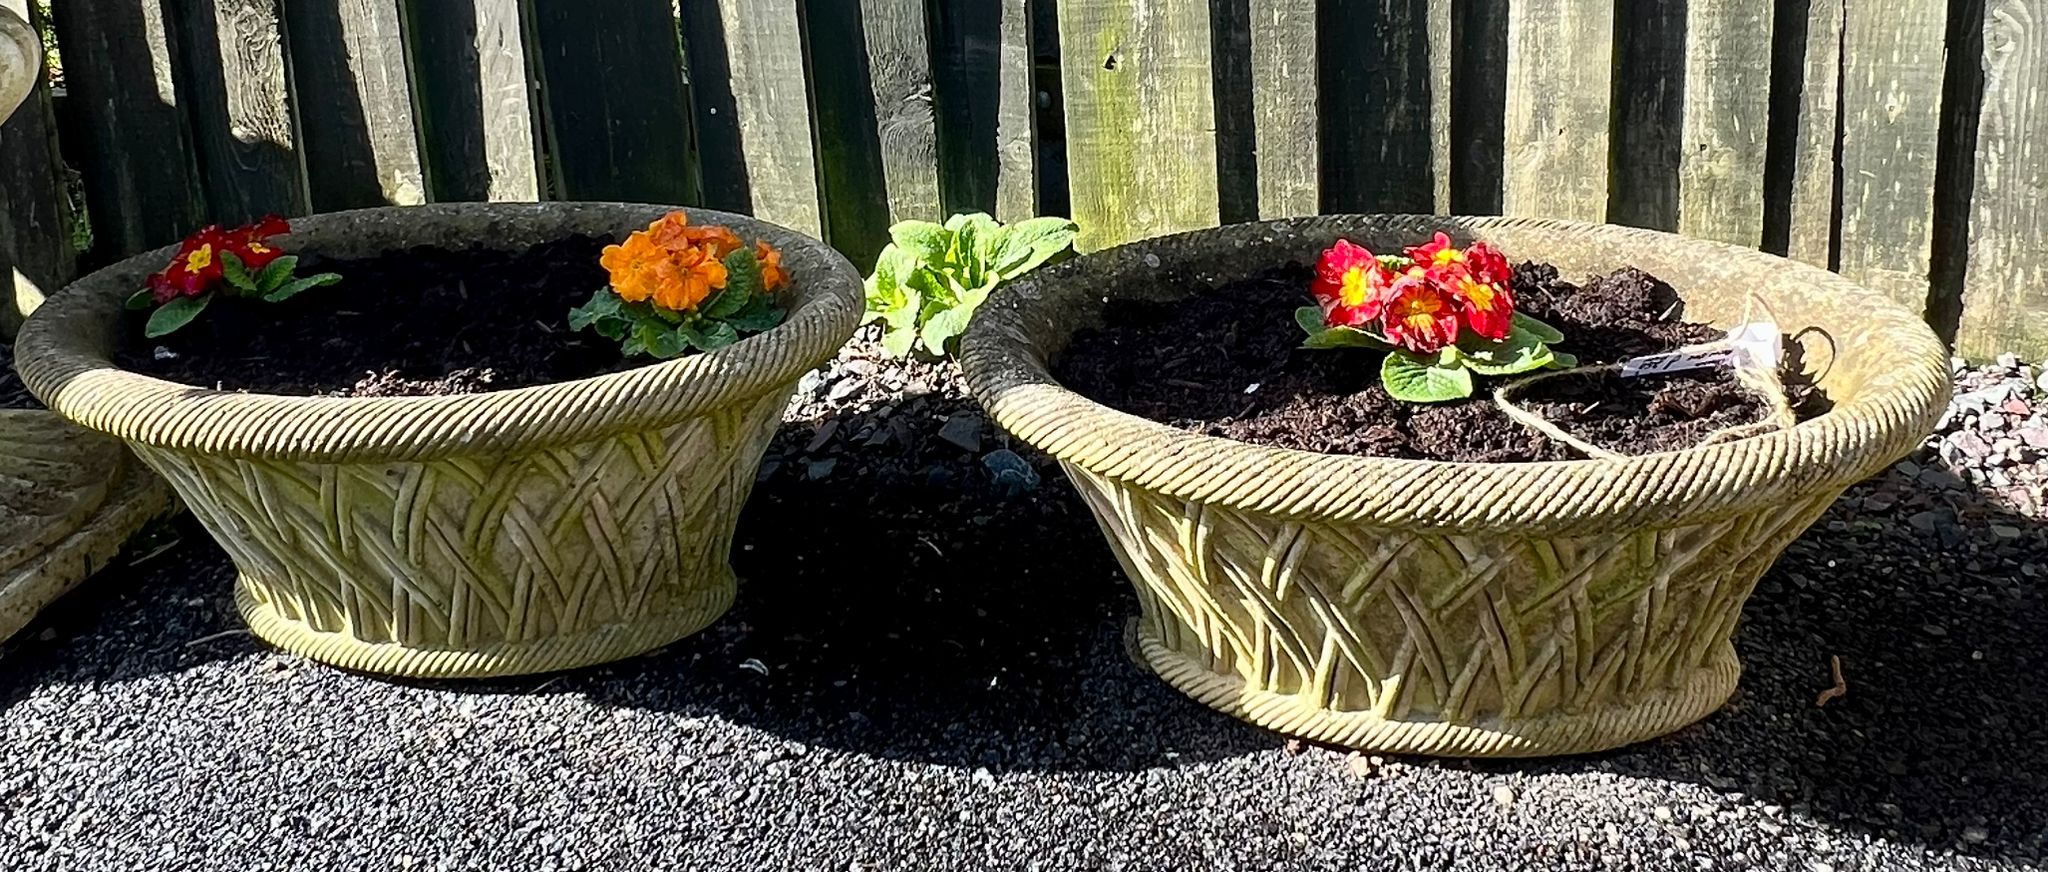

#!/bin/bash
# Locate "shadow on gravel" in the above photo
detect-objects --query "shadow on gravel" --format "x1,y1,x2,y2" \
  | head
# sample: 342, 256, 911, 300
581, 394, 1281, 772
0, 519, 262, 710
1489, 462, 2048, 865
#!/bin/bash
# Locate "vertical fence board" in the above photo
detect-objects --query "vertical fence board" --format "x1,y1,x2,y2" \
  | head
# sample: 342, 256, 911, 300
1502, 0, 1612, 221
995, 0, 1039, 220
932, 0, 1040, 221
1837, 0, 1948, 313
1449, 0, 1507, 213
1320, 0, 1434, 213
1608, 0, 1684, 230
48, 0, 203, 255
1058, 0, 1219, 250
1678, 0, 1773, 246
860, 0, 943, 224
404, 0, 540, 202
1959, 0, 2048, 358
1247, 0, 1316, 218
1768, 0, 1842, 266
0, 0, 72, 331
681, 0, 819, 235
526, 0, 696, 204
1428, 0, 1451, 213
174, 0, 309, 222
283, 0, 426, 210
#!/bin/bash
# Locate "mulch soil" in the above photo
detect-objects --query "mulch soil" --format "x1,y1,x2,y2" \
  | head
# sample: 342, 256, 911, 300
1056, 263, 1806, 462
114, 235, 636, 398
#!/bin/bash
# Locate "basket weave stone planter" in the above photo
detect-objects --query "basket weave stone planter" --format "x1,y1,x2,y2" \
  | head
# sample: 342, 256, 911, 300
961, 215, 1948, 757
16, 203, 862, 678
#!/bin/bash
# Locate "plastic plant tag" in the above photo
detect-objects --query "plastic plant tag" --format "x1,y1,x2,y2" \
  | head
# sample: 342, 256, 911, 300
1619, 321, 1781, 378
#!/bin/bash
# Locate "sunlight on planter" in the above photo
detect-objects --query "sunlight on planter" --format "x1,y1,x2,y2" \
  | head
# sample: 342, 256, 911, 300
14, 203, 863, 678
961, 215, 1949, 757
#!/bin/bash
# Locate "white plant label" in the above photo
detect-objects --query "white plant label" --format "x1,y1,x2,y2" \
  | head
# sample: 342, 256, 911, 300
1619, 322, 1782, 378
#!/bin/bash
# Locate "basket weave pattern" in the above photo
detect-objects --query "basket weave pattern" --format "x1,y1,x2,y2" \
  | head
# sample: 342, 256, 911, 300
963, 215, 1949, 756
16, 203, 863, 677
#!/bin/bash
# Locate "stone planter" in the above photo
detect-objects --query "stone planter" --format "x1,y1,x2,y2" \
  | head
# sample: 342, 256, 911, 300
961, 215, 1947, 756
16, 203, 862, 678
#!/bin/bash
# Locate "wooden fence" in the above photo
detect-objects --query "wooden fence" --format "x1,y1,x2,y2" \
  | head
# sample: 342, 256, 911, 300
0, 0, 2042, 359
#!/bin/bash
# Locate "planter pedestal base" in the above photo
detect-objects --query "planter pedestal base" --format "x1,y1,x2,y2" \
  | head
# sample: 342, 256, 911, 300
235, 572, 735, 679
1134, 622, 1740, 757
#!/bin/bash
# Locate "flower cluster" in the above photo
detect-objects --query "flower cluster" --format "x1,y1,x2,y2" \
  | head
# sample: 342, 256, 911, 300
1296, 232, 1571, 403
129, 216, 341, 338
1310, 232, 1515, 354
570, 211, 791, 359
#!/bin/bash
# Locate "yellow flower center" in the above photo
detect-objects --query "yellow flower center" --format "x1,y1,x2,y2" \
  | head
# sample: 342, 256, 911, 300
184, 244, 215, 273
1462, 278, 1495, 309
1339, 268, 1371, 308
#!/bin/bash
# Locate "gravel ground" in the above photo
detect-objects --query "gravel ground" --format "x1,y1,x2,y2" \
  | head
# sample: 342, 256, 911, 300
1, 342, 2044, 872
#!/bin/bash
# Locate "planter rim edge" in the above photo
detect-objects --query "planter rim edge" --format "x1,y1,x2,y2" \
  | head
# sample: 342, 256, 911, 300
15, 202, 864, 462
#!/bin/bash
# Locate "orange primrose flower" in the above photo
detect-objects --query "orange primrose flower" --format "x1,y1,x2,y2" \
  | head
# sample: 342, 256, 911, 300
657, 244, 729, 312
1379, 271, 1461, 354
756, 240, 789, 292
645, 211, 743, 259
1309, 238, 1392, 328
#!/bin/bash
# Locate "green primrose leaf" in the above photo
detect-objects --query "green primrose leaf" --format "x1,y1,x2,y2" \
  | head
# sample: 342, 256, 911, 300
567, 288, 621, 330
1380, 349, 1475, 403
219, 250, 258, 294
1458, 330, 1552, 376
947, 213, 1000, 284
1512, 311, 1565, 344
888, 221, 952, 267
989, 217, 1079, 277
680, 319, 739, 353
1547, 350, 1579, 369
918, 301, 977, 356
707, 247, 762, 319
631, 319, 690, 359
863, 245, 923, 326
256, 255, 299, 293
726, 296, 787, 334
263, 271, 341, 303
1295, 306, 1326, 337
145, 291, 212, 338
1303, 326, 1394, 350
125, 289, 155, 310
881, 324, 918, 358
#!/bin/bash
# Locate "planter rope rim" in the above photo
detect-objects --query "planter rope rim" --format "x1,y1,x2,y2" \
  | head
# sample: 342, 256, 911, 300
960, 214, 1951, 532
14, 202, 864, 463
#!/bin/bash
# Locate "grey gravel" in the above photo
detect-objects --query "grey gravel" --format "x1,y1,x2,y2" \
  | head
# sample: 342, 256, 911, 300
0, 348, 2044, 871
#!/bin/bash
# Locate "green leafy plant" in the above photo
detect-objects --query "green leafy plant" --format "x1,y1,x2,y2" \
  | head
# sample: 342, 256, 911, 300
568, 211, 791, 359
863, 213, 1079, 357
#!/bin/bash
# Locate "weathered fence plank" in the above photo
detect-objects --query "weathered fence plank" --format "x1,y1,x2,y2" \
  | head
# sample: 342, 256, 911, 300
1678, 0, 1774, 246
1767, 0, 1843, 267
404, 0, 540, 203
1057, 0, 1219, 250
1837, 0, 1949, 314
680, 0, 821, 236
1246, 0, 1317, 218
282, 0, 426, 210
1320, 0, 1434, 214
1449, 0, 1507, 213
932, 0, 1040, 221
526, 0, 697, 204
1608, 0, 1684, 231
173, 0, 309, 222
0, 0, 72, 331
1428, 0, 1451, 213
1959, 0, 2048, 359
1501, 0, 1612, 222
807, 0, 944, 261
860, 0, 943, 224
47, 0, 203, 254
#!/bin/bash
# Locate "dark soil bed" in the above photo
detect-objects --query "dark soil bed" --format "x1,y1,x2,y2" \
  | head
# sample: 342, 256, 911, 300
1057, 262, 1817, 463
114, 235, 636, 397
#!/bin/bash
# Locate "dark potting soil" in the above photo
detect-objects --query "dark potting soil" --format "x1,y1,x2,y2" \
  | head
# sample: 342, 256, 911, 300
1056, 263, 1812, 463
114, 235, 635, 397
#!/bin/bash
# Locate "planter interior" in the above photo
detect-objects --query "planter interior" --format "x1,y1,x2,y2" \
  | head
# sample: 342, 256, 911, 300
962, 215, 1949, 756
15, 203, 864, 678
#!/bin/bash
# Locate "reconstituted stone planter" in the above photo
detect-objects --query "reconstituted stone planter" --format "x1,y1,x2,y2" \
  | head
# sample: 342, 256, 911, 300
15, 203, 862, 678
961, 215, 1949, 757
